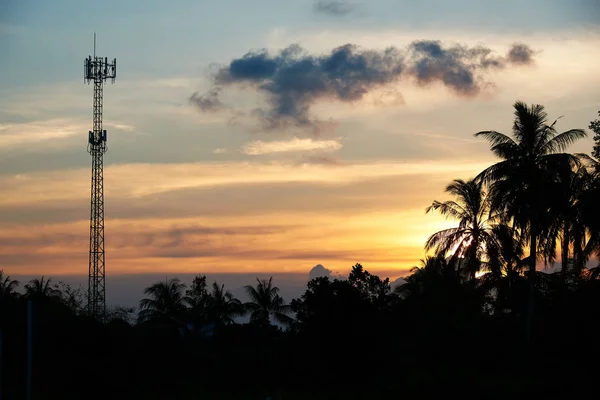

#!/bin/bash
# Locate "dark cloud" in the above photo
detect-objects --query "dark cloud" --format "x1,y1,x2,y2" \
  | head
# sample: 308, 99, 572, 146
192, 41, 536, 132
189, 87, 225, 112
205, 43, 405, 132
506, 43, 535, 65
406, 40, 535, 96
314, 0, 355, 16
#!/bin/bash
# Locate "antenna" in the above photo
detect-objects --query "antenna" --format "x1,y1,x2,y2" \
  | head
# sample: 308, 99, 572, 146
83, 34, 116, 319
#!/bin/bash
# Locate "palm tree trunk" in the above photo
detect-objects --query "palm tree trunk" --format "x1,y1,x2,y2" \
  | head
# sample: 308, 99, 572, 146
525, 227, 536, 341
561, 223, 569, 277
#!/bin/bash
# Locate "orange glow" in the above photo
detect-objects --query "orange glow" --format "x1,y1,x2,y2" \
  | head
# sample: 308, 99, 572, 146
0, 159, 483, 278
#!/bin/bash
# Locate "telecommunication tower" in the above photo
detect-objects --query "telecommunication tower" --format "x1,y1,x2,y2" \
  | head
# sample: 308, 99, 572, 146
84, 34, 116, 318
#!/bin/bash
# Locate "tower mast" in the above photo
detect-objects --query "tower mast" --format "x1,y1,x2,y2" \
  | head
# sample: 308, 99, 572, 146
84, 35, 116, 319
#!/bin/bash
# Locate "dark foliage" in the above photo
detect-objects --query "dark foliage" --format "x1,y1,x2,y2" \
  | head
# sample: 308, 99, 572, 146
590, 110, 600, 160
2, 264, 600, 399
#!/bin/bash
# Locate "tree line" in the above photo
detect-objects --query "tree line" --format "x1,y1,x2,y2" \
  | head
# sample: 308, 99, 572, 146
1, 102, 599, 399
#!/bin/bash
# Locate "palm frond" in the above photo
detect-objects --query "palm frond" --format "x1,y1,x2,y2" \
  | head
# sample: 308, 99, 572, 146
426, 200, 466, 220
424, 227, 461, 252
542, 129, 587, 154
273, 312, 294, 326
474, 130, 516, 149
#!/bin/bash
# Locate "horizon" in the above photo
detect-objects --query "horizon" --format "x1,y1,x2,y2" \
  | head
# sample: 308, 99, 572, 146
2, 1, 600, 302
7, 258, 596, 310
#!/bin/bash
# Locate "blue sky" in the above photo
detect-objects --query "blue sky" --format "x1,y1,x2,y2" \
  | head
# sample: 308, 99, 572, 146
1, 0, 599, 305
3, 0, 599, 87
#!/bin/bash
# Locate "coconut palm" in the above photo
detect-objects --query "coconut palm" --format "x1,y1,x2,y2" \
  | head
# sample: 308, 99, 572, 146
0, 270, 19, 300
244, 277, 293, 328
395, 255, 462, 298
24, 276, 62, 301
425, 178, 497, 280
541, 155, 600, 280
577, 156, 600, 270
590, 110, 600, 160
475, 100, 586, 337
138, 278, 188, 325
480, 224, 528, 315
205, 282, 244, 326
540, 163, 592, 278
396, 256, 485, 320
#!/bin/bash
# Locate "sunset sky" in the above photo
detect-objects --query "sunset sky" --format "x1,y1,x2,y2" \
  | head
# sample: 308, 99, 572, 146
1, 0, 599, 305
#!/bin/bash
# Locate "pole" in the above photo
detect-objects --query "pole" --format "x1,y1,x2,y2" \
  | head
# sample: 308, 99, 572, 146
26, 300, 32, 400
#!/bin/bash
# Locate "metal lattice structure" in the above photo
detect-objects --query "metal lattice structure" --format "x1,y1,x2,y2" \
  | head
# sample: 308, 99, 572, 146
84, 34, 116, 318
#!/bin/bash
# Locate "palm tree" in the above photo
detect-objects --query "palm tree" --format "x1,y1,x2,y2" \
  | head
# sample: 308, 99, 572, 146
425, 178, 497, 280
24, 276, 62, 301
0, 270, 19, 300
541, 163, 591, 278
396, 256, 484, 320
589, 110, 600, 160
244, 277, 293, 328
474, 100, 586, 337
577, 155, 600, 271
395, 255, 462, 298
480, 224, 528, 315
138, 278, 188, 325
205, 282, 244, 326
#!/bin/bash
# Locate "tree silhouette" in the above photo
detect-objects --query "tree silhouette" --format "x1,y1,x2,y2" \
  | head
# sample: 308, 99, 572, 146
184, 274, 209, 326
24, 276, 62, 301
347, 263, 392, 311
395, 256, 485, 333
138, 278, 187, 326
576, 156, 600, 270
244, 277, 293, 328
480, 224, 528, 315
425, 178, 497, 280
395, 256, 462, 298
205, 281, 244, 326
541, 163, 593, 277
590, 110, 600, 160
53, 281, 86, 314
474, 100, 586, 338
185, 275, 209, 309
0, 270, 19, 300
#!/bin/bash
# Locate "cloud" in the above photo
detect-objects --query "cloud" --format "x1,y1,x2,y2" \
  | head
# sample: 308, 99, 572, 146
0, 216, 410, 274
0, 159, 492, 207
192, 41, 536, 133
506, 43, 535, 65
391, 277, 407, 291
0, 119, 135, 150
213, 147, 227, 154
189, 87, 225, 112
296, 155, 341, 166
241, 137, 342, 155
309, 264, 333, 280
406, 40, 535, 96
307, 263, 347, 280
313, 0, 355, 16
105, 122, 136, 132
